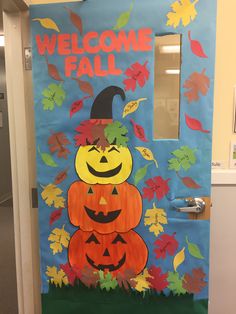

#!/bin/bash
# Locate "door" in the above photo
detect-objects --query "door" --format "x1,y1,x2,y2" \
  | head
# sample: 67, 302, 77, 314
30, 0, 217, 313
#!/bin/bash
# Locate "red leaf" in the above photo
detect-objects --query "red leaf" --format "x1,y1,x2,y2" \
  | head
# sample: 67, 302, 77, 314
65, 7, 83, 35
70, 96, 91, 118
184, 69, 210, 103
50, 208, 64, 225
142, 176, 170, 201
154, 233, 178, 259
72, 78, 94, 97
79, 266, 99, 288
48, 132, 71, 159
123, 61, 149, 92
74, 120, 96, 146
45, 55, 63, 81
183, 268, 207, 294
147, 266, 168, 292
188, 31, 208, 58
178, 175, 201, 189
130, 119, 148, 142
54, 167, 69, 185
185, 114, 210, 133
116, 269, 136, 290
60, 263, 77, 286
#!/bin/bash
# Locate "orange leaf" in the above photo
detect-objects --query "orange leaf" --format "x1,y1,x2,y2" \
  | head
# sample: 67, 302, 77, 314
72, 78, 94, 97
65, 7, 83, 35
183, 268, 207, 294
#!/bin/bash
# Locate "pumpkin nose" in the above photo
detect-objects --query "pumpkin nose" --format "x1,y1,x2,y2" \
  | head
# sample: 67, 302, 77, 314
103, 248, 110, 256
99, 197, 107, 205
100, 156, 108, 163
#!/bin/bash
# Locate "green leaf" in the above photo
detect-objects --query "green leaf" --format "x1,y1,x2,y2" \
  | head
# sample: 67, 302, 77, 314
134, 163, 151, 185
38, 146, 58, 167
113, 1, 134, 30
104, 121, 129, 147
186, 236, 204, 260
168, 146, 197, 172
168, 158, 181, 171
42, 83, 66, 111
168, 272, 186, 296
42, 98, 54, 111
98, 271, 118, 291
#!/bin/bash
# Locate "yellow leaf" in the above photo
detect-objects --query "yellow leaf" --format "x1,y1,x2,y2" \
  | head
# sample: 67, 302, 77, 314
32, 18, 60, 32
173, 247, 186, 272
132, 268, 153, 292
41, 184, 65, 208
122, 98, 147, 118
144, 203, 168, 237
48, 225, 70, 255
46, 266, 68, 287
166, 0, 199, 28
135, 146, 158, 168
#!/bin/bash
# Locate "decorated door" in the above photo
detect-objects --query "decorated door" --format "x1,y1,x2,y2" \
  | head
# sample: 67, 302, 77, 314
30, 1, 217, 313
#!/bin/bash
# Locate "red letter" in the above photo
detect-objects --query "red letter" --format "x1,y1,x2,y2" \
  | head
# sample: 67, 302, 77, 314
138, 28, 153, 51
83, 32, 100, 54
71, 34, 84, 54
94, 55, 108, 77
58, 34, 71, 55
77, 56, 94, 77
108, 54, 122, 76
99, 30, 117, 53
65, 56, 78, 77
116, 30, 139, 52
35, 34, 56, 55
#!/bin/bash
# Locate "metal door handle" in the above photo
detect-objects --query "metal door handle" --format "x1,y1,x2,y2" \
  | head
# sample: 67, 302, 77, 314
174, 198, 205, 214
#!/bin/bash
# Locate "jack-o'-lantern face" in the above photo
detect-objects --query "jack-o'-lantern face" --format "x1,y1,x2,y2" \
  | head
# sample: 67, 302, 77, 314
75, 145, 132, 184
69, 230, 148, 276
68, 181, 142, 234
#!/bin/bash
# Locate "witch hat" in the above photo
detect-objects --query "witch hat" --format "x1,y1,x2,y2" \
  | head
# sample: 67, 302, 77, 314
90, 86, 125, 120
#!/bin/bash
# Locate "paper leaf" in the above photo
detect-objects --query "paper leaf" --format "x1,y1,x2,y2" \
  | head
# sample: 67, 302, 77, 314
186, 236, 204, 259
147, 266, 168, 292
46, 266, 68, 287
173, 247, 185, 272
41, 184, 65, 208
168, 146, 197, 172
98, 271, 118, 291
135, 146, 158, 168
144, 203, 168, 237
42, 83, 66, 111
74, 120, 95, 146
104, 121, 129, 147
38, 146, 58, 167
60, 263, 77, 286
123, 61, 149, 92
65, 7, 83, 35
184, 69, 210, 103
72, 78, 94, 97
48, 132, 71, 159
54, 167, 69, 185
166, 0, 199, 28
177, 174, 201, 189
168, 271, 187, 295
188, 31, 208, 58
130, 119, 148, 142
70, 96, 90, 118
185, 113, 210, 133
154, 233, 178, 259
91, 124, 110, 151
48, 225, 70, 255
183, 268, 207, 294
113, 1, 134, 30
132, 268, 152, 292
79, 266, 99, 288
122, 98, 147, 118
143, 176, 170, 201
116, 269, 136, 290
49, 208, 64, 226
134, 163, 151, 186
45, 55, 63, 82
32, 18, 60, 32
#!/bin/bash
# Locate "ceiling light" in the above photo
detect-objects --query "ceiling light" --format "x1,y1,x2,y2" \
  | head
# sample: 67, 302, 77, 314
0, 36, 5, 47
160, 45, 180, 54
165, 69, 180, 75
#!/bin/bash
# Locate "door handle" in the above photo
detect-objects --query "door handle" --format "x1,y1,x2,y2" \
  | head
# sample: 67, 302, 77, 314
173, 198, 205, 214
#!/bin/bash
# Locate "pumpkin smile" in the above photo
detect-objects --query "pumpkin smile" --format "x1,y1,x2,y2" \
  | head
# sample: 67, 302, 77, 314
86, 253, 126, 271
84, 206, 121, 223
86, 162, 122, 177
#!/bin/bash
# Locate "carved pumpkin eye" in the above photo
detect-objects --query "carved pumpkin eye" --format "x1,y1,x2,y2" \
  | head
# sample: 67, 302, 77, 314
111, 187, 118, 195
88, 146, 100, 153
86, 233, 100, 244
87, 187, 94, 194
112, 234, 127, 244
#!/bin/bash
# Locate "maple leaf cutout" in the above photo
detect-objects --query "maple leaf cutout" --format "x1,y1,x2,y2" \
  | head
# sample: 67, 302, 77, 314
144, 203, 168, 237
183, 268, 207, 294
154, 233, 179, 259
79, 266, 99, 288
46, 266, 69, 287
167, 0, 199, 28
168, 271, 187, 295
91, 124, 109, 151
48, 225, 70, 255
60, 263, 77, 286
116, 269, 136, 290
123, 61, 149, 92
132, 268, 153, 292
147, 266, 169, 292
98, 271, 118, 291
41, 184, 65, 208
48, 132, 71, 159
143, 176, 170, 201
184, 69, 210, 103
74, 120, 95, 146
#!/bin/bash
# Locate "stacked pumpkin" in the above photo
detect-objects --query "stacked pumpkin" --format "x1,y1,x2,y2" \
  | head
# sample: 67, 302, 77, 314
68, 86, 148, 277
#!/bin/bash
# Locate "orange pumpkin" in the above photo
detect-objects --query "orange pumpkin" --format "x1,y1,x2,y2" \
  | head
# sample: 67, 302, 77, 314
68, 230, 148, 276
68, 181, 142, 234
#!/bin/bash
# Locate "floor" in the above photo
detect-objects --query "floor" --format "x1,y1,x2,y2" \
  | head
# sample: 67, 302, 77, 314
0, 200, 18, 314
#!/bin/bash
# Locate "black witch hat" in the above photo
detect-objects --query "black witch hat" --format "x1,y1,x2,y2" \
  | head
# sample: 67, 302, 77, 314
90, 86, 125, 120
